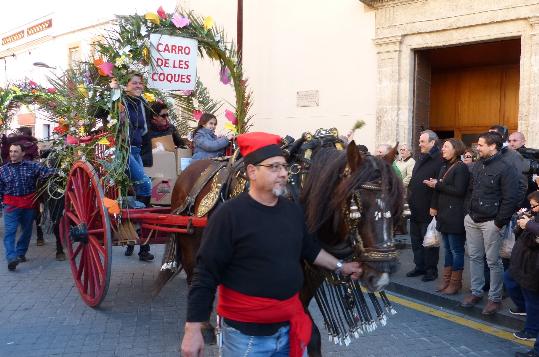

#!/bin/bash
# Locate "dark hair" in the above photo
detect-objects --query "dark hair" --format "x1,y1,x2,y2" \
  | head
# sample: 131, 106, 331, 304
10, 142, 25, 152
150, 102, 168, 118
478, 131, 503, 150
17, 127, 32, 136
192, 113, 217, 137
528, 190, 539, 203
489, 125, 509, 142
443, 138, 466, 160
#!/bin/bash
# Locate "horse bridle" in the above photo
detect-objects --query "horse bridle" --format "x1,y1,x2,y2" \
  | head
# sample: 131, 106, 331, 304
341, 160, 398, 263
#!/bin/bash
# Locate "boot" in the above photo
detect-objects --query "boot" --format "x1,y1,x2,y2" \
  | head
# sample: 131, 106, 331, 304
138, 244, 154, 261
136, 195, 152, 208
441, 270, 463, 295
436, 266, 452, 292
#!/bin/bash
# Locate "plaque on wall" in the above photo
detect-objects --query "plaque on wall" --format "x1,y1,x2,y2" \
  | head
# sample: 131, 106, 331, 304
296, 90, 319, 107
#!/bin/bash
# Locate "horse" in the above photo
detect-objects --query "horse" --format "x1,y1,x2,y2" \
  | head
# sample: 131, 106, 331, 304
155, 138, 403, 355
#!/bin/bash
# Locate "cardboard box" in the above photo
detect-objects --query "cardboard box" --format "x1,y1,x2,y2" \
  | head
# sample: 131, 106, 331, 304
144, 151, 177, 179
150, 177, 176, 205
151, 135, 176, 152
176, 148, 193, 175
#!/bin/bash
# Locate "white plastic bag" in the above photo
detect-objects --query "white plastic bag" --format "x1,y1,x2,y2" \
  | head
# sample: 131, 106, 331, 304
423, 217, 441, 248
500, 221, 515, 259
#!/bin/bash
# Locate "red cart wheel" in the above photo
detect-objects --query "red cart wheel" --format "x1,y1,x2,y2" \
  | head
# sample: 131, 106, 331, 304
62, 161, 112, 307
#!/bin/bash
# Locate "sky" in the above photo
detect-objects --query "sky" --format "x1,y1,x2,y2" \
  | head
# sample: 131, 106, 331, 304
0, 0, 180, 35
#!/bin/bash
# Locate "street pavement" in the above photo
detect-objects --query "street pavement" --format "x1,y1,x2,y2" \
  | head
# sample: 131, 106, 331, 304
0, 231, 532, 357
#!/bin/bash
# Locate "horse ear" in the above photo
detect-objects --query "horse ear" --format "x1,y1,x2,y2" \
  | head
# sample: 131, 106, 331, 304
347, 140, 363, 172
382, 143, 399, 164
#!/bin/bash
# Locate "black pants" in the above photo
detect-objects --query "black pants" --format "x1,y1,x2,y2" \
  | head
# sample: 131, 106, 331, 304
409, 219, 440, 272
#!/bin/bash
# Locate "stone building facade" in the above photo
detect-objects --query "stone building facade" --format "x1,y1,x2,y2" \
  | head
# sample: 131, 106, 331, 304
363, 0, 539, 147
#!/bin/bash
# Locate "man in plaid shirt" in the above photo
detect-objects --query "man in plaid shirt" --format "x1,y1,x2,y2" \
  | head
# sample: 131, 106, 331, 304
0, 143, 55, 271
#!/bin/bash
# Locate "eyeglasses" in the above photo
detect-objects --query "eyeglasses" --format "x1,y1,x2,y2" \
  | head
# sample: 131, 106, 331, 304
531, 203, 539, 209
159, 113, 169, 118
463, 155, 473, 159
256, 163, 289, 172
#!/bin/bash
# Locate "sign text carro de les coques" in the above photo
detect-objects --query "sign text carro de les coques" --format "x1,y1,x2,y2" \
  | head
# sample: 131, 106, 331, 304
147, 34, 197, 91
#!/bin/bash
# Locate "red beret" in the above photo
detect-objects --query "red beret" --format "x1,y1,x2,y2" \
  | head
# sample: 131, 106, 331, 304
237, 132, 283, 165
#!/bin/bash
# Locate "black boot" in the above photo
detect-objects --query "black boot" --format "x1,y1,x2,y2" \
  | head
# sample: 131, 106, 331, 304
138, 244, 154, 261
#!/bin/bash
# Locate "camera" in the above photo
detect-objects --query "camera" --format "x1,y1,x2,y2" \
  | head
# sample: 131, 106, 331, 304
517, 147, 539, 175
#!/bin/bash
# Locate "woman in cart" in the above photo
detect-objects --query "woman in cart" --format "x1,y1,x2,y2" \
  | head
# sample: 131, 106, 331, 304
114, 72, 154, 261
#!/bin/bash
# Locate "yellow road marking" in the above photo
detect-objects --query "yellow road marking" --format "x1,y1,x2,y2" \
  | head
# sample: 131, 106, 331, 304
385, 292, 534, 348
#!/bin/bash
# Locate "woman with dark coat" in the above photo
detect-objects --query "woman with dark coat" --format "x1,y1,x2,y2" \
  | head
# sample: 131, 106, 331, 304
425, 138, 470, 294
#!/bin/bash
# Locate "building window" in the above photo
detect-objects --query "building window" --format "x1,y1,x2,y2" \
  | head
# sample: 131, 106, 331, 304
43, 124, 50, 140
68, 46, 81, 67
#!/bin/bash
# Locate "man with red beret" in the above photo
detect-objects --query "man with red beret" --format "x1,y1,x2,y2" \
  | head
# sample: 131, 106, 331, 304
180, 132, 362, 357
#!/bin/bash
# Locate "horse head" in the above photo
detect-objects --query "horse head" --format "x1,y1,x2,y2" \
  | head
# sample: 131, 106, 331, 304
302, 141, 404, 292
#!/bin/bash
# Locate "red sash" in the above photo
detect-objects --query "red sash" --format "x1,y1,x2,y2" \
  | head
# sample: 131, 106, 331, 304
3, 193, 36, 209
217, 285, 311, 357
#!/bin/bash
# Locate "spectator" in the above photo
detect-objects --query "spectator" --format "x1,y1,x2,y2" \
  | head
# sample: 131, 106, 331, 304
141, 101, 188, 167
508, 132, 526, 151
191, 113, 232, 160
376, 143, 402, 179
460, 132, 520, 315
462, 148, 476, 168
424, 138, 469, 294
395, 143, 416, 189
0, 143, 55, 271
504, 190, 539, 344
406, 130, 443, 282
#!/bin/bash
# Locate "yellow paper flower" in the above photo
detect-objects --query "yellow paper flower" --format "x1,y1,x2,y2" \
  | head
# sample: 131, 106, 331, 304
97, 137, 110, 146
10, 86, 20, 94
145, 12, 161, 25
77, 84, 88, 98
143, 92, 156, 102
203, 16, 214, 31
78, 126, 86, 136
142, 47, 150, 62
114, 55, 127, 66
224, 122, 238, 134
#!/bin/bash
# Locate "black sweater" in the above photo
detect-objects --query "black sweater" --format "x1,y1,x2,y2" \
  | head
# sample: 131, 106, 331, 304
186, 192, 321, 335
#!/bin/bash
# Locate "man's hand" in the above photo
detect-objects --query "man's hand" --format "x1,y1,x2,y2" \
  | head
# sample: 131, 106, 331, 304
518, 216, 530, 229
180, 322, 204, 357
342, 261, 363, 280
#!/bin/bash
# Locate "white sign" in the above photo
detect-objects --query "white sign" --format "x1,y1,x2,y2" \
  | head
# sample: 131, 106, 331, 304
148, 34, 197, 91
297, 90, 319, 107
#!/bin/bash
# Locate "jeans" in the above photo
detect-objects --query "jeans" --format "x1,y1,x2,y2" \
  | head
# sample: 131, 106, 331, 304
441, 233, 466, 271
221, 323, 306, 357
464, 215, 504, 302
127, 146, 152, 197
3, 206, 36, 262
409, 219, 440, 272
504, 270, 539, 334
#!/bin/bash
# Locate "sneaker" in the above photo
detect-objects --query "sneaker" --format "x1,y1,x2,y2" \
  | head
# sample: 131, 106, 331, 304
514, 330, 537, 341
17, 255, 27, 263
7, 260, 19, 271
509, 307, 527, 316
36, 238, 44, 246
139, 251, 154, 261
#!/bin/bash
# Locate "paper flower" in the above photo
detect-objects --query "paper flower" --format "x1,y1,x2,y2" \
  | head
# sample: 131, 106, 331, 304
220, 66, 231, 85
97, 137, 111, 146
145, 12, 161, 25
77, 84, 88, 98
225, 109, 237, 125
224, 122, 238, 134
203, 16, 214, 31
47, 87, 57, 94
157, 6, 167, 20
193, 110, 203, 120
103, 197, 121, 215
53, 125, 68, 135
142, 47, 150, 62
93, 58, 114, 77
143, 92, 156, 102
28, 80, 37, 88
172, 13, 190, 28
66, 135, 79, 145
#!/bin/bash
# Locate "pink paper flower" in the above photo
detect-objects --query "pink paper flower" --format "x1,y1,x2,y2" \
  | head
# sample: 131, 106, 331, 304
225, 109, 237, 125
66, 135, 79, 145
47, 87, 57, 94
171, 13, 190, 28
28, 80, 37, 88
219, 66, 231, 85
157, 6, 167, 20
193, 110, 203, 120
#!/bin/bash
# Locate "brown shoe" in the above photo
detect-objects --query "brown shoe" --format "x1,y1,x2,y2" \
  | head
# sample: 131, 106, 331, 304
436, 266, 452, 292
441, 270, 463, 295
461, 294, 482, 308
482, 300, 502, 315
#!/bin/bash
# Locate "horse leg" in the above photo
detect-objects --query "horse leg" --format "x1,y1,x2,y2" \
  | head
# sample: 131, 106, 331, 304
53, 220, 65, 261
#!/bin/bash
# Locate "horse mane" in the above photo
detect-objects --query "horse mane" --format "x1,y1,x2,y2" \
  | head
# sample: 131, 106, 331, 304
301, 147, 403, 235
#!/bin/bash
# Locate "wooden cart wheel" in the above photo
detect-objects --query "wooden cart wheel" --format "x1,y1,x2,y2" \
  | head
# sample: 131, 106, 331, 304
61, 161, 112, 307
